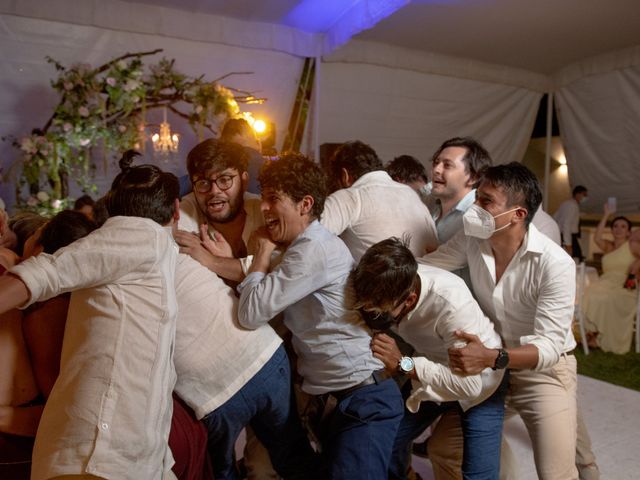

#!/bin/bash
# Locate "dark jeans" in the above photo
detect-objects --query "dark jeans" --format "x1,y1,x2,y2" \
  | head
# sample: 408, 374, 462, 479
202, 345, 319, 480
323, 378, 404, 479
390, 371, 509, 480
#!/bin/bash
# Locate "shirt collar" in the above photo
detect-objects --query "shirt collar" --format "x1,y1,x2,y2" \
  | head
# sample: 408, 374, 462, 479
350, 170, 390, 187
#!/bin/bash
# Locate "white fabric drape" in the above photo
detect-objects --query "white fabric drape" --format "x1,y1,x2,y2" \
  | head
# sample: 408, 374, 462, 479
555, 64, 640, 214
319, 56, 542, 167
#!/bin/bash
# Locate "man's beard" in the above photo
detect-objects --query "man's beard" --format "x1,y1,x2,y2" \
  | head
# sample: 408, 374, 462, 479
200, 195, 243, 224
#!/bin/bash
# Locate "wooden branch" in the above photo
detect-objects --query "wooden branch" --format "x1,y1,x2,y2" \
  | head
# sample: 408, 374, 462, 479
95, 49, 163, 74
211, 71, 254, 83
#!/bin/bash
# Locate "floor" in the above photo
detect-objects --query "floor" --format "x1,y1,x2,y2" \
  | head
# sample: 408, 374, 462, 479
412, 374, 640, 479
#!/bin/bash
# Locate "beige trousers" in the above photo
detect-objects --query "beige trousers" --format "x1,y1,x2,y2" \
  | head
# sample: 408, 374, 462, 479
429, 355, 581, 480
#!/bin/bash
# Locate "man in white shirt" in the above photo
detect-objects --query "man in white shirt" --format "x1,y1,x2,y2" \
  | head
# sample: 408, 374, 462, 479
177, 139, 264, 282
0, 161, 180, 480
553, 185, 588, 260
321, 141, 438, 261
385, 154, 431, 206
422, 162, 579, 480
351, 237, 507, 480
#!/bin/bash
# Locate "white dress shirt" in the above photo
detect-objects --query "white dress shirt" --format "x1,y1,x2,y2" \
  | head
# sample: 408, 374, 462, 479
420, 224, 577, 371
532, 207, 562, 245
237, 221, 383, 395
12, 216, 178, 480
321, 171, 438, 261
553, 198, 580, 246
173, 253, 282, 419
397, 264, 504, 413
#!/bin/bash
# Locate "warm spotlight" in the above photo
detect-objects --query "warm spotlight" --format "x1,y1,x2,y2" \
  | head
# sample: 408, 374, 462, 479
253, 119, 267, 134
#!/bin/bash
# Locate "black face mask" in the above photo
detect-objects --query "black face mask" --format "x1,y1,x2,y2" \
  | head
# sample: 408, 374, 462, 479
359, 309, 395, 331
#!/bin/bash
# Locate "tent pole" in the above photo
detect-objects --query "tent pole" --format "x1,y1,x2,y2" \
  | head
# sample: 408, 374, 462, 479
314, 56, 321, 162
543, 92, 553, 211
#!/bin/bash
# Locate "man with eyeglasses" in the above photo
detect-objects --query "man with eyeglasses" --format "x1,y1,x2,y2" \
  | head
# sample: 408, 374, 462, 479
351, 237, 507, 480
176, 139, 264, 281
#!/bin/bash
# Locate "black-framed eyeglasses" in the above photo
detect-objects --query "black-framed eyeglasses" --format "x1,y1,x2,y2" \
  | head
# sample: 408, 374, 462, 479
193, 174, 237, 193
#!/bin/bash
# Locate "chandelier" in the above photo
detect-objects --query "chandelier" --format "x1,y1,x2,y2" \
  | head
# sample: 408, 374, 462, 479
151, 107, 179, 154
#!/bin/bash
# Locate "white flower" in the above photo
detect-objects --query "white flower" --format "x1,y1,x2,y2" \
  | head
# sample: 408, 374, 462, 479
132, 95, 140, 103
37, 191, 50, 202
118, 125, 127, 133
64, 81, 74, 91
117, 60, 128, 70
20, 137, 35, 153
27, 196, 39, 207
78, 106, 90, 117
106, 77, 117, 87
124, 79, 140, 92
195, 105, 203, 114
51, 199, 62, 209
63, 122, 73, 132
79, 138, 91, 147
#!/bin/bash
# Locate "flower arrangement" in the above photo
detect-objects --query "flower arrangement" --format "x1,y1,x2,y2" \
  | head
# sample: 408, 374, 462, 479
8, 49, 264, 216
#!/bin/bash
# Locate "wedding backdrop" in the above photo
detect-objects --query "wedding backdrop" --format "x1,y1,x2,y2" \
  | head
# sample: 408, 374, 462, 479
1, 0, 639, 213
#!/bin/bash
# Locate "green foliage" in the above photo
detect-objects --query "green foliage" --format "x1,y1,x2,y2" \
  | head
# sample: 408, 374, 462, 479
575, 345, 640, 392
10, 50, 264, 215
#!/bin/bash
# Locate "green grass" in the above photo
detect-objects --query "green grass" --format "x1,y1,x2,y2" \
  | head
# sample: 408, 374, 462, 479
575, 345, 640, 392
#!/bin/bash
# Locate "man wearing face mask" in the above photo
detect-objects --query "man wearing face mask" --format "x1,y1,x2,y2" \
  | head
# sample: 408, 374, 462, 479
352, 237, 507, 480
421, 163, 579, 480
553, 185, 588, 261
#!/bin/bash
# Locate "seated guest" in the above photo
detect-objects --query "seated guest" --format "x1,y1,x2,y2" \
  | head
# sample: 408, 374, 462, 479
0, 155, 180, 480
237, 153, 404, 479
352, 237, 507, 479
321, 141, 438, 261
584, 204, 640, 353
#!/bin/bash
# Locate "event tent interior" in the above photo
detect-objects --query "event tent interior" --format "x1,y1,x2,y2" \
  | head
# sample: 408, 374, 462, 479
1, 0, 639, 218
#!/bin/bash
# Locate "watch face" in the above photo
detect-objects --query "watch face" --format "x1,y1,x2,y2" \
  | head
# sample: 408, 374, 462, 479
495, 349, 509, 369
400, 357, 414, 372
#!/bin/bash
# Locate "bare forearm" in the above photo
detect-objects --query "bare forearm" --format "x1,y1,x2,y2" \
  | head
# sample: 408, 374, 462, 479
503, 344, 540, 370
207, 256, 245, 282
0, 275, 30, 314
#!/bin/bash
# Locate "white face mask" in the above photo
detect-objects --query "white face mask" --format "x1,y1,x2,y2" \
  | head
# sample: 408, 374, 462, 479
463, 204, 520, 239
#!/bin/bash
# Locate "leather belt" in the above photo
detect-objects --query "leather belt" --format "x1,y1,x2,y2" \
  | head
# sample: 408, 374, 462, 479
330, 369, 392, 401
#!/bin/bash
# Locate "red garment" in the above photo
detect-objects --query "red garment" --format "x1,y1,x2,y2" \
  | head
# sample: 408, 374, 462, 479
170, 394, 214, 480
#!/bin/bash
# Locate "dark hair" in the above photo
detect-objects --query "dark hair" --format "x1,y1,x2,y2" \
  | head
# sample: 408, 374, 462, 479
350, 237, 418, 311
479, 162, 542, 227
258, 152, 328, 220
431, 137, 492, 188
39, 210, 97, 254
91, 197, 109, 227
186, 139, 249, 178
386, 155, 428, 184
73, 194, 95, 210
572, 185, 588, 197
8, 212, 48, 257
220, 118, 255, 142
105, 150, 179, 225
611, 216, 632, 231
329, 141, 383, 182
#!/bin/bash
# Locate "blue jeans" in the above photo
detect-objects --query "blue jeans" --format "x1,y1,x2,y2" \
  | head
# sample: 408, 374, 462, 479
323, 377, 404, 479
201, 345, 319, 480
390, 371, 509, 480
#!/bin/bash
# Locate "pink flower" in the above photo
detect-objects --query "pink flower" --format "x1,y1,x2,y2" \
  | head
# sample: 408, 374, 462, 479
64, 81, 74, 91
195, 105, 203, 114
26, 196, 38, 206
106, 77, 117, 87
79, 138, 91, 147
51, 199, 62, 209
78, 106, 90, 117
63, 122, 73, 132
118, 125, 127, 133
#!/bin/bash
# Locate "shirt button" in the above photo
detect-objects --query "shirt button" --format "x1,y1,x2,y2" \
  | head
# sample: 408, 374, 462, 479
101, 422, 109, 430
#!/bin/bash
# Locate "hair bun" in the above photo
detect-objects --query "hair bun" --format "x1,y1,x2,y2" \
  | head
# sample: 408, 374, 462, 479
119, 150, 141, 171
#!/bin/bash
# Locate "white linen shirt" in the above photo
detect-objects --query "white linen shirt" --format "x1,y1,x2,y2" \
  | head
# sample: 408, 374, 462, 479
237, 220, 383, 395
420, 224, 577, 371
553, 198, 580, 246
11, 216, 178, 480
173, 254, 282, 419
321, 171, 438, 261
398, 264, 503, 413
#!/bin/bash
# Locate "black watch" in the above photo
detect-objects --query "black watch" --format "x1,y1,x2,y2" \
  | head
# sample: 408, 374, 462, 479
492, 349, 509, 370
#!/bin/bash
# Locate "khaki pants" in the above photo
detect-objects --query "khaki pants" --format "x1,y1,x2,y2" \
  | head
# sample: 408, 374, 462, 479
430, 355, 581, 480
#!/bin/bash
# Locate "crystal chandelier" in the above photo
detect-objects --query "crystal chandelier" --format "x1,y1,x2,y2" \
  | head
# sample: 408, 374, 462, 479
151, 107, 179, 154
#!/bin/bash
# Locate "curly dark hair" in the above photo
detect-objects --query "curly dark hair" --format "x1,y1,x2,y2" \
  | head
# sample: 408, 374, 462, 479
329, 141, 383, 183
39, 210, 97, 254
187, 139, 249, 178
258, 152, 328, 220
105, 150, 179, 225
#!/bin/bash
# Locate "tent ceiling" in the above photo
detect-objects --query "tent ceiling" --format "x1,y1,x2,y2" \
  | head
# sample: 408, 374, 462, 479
120, 0, 640, 75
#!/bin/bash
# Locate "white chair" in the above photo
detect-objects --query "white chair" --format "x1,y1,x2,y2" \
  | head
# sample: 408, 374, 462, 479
574, 262, 590, 355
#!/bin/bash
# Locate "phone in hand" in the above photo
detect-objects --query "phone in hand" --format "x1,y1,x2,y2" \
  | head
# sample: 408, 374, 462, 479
607, 197, 617, 212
